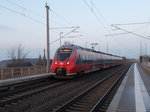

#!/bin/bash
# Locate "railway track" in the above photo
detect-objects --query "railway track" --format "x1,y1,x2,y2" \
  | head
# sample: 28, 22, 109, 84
0, 78, 64, 108
0, 64, 131, 112
0, 65, 120, 110
0, 77, 52, 98
53, 64, 130, 112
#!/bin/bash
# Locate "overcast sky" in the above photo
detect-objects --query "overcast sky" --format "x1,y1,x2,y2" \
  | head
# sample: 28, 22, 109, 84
0, 0, 150, 61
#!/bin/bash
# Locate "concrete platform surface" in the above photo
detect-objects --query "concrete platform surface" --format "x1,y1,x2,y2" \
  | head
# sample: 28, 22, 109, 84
0, 73, 52, 87
107, 63, 150, 112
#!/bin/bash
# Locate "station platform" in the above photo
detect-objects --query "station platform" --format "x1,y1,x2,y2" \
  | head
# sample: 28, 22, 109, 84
0, 73, 52, 87
107, 63, 150, 112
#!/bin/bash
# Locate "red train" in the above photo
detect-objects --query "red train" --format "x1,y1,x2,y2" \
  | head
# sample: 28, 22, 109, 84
51, 45, 122, 78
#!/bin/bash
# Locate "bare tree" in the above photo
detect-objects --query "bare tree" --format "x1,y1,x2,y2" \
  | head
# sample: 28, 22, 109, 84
35, 54, 42, 66
8, 47, 16, 63
7, 44, 29, 67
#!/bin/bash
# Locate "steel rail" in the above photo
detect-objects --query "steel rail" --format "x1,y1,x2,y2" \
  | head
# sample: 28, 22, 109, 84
90, 65, 130, 112
0, 76, 53, 98
0, 81, 64, 107
53, 65, 130, 112
0, 79, 63, 107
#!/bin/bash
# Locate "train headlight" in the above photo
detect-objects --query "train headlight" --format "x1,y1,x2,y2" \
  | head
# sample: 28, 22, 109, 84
67, 61, 70, 65
55, 61, 57, 64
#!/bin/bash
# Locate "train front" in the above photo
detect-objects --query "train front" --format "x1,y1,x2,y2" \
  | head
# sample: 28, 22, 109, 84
51, 47, 77, 78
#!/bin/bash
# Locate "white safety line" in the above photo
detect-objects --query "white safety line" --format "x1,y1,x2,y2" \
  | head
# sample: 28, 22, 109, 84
135, 64, 150, 111
106, 64, 133, 112
134, 63, 146, 112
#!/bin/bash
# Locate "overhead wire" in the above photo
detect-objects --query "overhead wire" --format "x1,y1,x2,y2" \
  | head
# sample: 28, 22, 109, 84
6, 0, 46, 19
88, 0, 150, 49
46, 0, 75, 26
82, 0, 115, 51
50, 10, 76, 27
6, 0, 76, 27
0, 4, 62, 35
2, 0, 99, 47
106, 24, 149, 37
4, 0, 79, 34
84, 0, 150, 55
2, 1, 76, 35
89, 0, 116, 38
110, 22, 150, 53
50, 26, 79, 45
51, 0, 103, 47
90, 0, 110, 26
0, 4, 45, 25
113, 22, 150, 26
143, 23, 150, 37
111, 25, 150, 41
48, 4, 98, 46
105, 23, 150, 57
7, 0, 75, 27
83, 0, 117, 52
83, 0, 110, 34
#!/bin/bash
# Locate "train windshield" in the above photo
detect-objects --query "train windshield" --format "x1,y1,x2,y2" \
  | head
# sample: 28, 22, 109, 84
57, 49, 72, 61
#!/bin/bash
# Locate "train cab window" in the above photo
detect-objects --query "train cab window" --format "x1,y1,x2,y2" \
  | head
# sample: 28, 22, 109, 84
57, 49, 72, 61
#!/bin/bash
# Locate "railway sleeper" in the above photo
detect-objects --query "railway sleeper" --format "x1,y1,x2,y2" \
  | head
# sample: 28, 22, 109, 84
75, 100, 93, 105
81, 98, 97, 102
103, 101, 110, 104
0, 99, 7, 103
72, 103, 93, 108
8, 95, 21, 98
1, 97, 11, 100
100, 105, 109, 109
79, 98, 99, 103
73, 103, 94, 108
0, 107, 5, 111
78, 98, 93, 102
68, 106, 91, 111
65, 109, 89, 112
98, 108, 107, 112
78, 100, 93, 103
81, 96, 95, 99
102, 102, 110, 106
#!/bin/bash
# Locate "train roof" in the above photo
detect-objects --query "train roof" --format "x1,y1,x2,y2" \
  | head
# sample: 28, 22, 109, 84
60, 44, 122, 58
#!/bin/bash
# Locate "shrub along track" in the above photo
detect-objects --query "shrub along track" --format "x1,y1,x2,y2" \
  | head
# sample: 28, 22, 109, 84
1, 64, 131, 112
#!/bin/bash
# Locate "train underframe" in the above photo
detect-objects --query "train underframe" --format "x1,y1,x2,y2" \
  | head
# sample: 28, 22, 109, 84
52, 63, 121, 79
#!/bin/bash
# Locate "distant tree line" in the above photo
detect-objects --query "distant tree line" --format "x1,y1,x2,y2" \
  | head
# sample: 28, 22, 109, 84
7, 44, 30, 67
35, 53, 47, 66
7, 45, 47, 67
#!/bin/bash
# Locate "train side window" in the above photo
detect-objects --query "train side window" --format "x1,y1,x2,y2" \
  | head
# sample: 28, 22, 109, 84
80, 54, 83, 64
82, 55, 86, 64
85, 55, 87, 64
76, 54, 81, 64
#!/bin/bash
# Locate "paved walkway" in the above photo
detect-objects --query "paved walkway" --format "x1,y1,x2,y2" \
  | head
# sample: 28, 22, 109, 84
107, 63, 150, 112
0, 73, 52, 86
